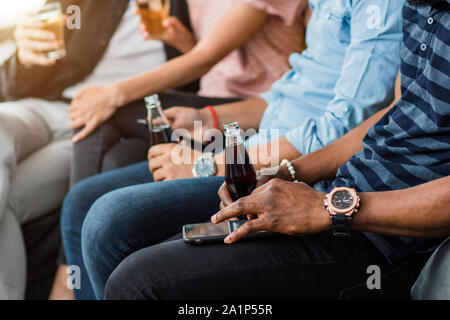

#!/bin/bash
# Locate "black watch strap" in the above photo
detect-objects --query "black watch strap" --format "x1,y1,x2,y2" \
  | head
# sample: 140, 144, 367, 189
331, 214, 352, 237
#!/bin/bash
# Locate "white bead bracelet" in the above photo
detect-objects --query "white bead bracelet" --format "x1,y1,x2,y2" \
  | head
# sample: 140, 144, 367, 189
280, 159, 299, 183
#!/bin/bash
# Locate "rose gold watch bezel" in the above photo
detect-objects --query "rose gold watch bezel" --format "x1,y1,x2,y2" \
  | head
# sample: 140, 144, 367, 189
325, 187, 360, 217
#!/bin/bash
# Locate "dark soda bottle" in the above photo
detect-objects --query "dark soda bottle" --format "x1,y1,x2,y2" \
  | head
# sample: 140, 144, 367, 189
145, 94, 173, 147
224, 122, 257, 202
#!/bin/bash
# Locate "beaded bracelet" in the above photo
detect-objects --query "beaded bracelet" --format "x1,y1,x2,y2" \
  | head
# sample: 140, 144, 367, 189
280, 159, 299, 183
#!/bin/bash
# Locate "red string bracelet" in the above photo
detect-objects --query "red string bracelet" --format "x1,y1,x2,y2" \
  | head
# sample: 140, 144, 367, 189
206, 106, 220, 130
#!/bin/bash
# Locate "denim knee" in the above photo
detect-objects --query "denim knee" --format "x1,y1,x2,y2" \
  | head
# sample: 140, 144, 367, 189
81, 191, 121, 265
61, 178, 99, 236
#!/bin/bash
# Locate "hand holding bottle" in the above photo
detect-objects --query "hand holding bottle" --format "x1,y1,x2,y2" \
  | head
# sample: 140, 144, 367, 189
163, 107, 216, 138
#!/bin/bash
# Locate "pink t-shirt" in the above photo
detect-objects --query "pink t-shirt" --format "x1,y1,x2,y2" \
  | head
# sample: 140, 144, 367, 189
187, 0, 307, 99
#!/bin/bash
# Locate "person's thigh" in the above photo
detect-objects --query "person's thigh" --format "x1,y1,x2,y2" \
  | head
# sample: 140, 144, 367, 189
62, 161, 153, 239
0, 100, 53, 163
61, 161, 153, 299
81, 176, 225, 299
105, 231, 390, 300
26, 98, 71, 141
0, 99, 55, 228
10, 139, 72, 224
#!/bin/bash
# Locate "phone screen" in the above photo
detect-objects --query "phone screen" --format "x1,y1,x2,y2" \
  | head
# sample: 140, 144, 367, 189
184, 222, 230, 239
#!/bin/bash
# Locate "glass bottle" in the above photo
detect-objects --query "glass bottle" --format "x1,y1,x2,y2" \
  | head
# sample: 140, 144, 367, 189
145, 94, 173, 147
224, 122, 257, 201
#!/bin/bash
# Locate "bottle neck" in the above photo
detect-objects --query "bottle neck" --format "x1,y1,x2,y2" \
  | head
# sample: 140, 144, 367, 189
225, 129, 244, 147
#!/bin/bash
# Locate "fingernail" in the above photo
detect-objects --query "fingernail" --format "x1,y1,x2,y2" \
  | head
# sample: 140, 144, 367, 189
211, 215, 217, 223
224, 236, 231, 243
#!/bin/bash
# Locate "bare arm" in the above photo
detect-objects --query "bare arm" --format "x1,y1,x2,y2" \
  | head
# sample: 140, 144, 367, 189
214, 175, 450, 243
113, 2, 268, 106
354, 176, 450, 238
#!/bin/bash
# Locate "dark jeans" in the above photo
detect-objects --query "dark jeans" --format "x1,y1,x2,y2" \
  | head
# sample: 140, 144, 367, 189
71, 90, 240, 186
61, 162, 225, 300
103, 230, 418, 300
104, 231, 425, 300
59, 91, 239, 267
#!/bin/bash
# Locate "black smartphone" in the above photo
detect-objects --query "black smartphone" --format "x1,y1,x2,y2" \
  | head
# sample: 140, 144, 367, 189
183, 220, 271, 244
183, 220, 245, 244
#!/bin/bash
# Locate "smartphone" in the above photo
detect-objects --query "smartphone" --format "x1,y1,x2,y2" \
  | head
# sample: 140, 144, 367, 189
183, 220, 271, 244
183, 220, 245, 244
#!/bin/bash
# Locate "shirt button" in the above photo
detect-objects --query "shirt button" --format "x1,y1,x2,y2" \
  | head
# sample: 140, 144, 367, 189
427, 17, 434, 25
420, 43, 427, 51
342, 106, 349, 113
327, 13, 332, 19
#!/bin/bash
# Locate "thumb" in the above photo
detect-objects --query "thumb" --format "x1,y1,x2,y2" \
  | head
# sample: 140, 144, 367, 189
163, 17, 184, 30
163, 107, 179, 120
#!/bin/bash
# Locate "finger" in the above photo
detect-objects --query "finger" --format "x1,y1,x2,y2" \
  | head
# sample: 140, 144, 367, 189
148, 156, 164, 172
148, 144, 170, 158
163, 107, 179, 120
139, 24, 150, 39
224, 219, 266, 244
18, 50, 56, 66
19, 18, 45, 29
152, 168, 166, 182
217, 182, 234, 208
72, 120, 98, 143
69, 115, 87, 129
69, 108, 85, 120
16, 28, 55, 41
211, 198, 261, 224
18, 39, 59, 52
162, 16, 181, 29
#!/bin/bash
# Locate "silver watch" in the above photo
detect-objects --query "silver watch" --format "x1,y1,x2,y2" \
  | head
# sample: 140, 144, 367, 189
192, 153, 217, 178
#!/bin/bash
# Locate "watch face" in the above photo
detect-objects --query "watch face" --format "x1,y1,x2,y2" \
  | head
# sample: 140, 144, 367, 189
194, 157, 216, 177
331, 190, 354, 210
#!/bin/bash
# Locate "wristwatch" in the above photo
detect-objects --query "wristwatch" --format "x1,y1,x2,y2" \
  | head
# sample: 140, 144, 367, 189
192, 153, 217, 178
324, 187, 360, 237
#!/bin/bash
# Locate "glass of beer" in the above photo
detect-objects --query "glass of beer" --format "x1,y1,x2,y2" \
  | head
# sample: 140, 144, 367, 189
33, 2, 66, 60
136, 0, 171, 40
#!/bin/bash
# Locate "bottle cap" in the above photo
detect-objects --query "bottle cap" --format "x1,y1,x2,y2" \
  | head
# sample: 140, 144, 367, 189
224, 121, 239, 136
144, 94, 160, 109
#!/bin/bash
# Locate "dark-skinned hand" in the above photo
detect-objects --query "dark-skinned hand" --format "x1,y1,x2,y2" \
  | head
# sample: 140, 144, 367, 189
213, 179, 331, 244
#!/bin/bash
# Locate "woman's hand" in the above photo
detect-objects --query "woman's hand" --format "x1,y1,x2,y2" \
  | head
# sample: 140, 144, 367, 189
164, 106, 215, 138
213, 179, 331, 243
69, 85, 123, 142
148, 142, 202, 181
14, 17, 60, 67
139, 16, 196, 53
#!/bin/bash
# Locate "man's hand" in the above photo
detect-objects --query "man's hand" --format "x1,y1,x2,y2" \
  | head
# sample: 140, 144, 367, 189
218, 165, 294, 210
212, 179, 331, 243
148, 143, 201, 181
69, 85, 123, 143
139, 16, 196, 53
164, 106, 215, 138
15, 18, 60, 67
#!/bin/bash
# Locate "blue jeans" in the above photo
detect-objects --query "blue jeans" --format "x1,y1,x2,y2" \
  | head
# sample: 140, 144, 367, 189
61, 161, 224, 300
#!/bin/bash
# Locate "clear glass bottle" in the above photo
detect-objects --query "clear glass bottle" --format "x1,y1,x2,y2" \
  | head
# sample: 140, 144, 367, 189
145, 94, 173, 147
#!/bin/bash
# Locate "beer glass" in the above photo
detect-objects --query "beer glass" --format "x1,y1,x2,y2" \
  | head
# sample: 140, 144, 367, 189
33, 2, 66, 60
136, 0, 171, 40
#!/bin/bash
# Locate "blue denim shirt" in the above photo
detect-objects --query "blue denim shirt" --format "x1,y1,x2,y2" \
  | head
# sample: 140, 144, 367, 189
248, 0, 403, 155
